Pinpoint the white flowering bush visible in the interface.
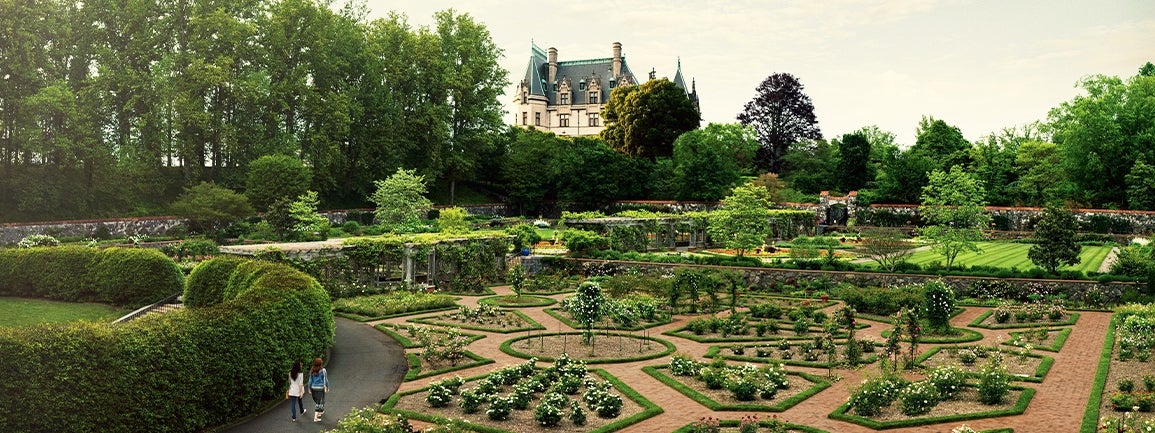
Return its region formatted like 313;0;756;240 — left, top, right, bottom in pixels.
425;382;454;408
485;395;515;420
1098;415;1155;432
923;280;955;331
670;354;702;376
849;375;909;417
759;363;791;391
899;380;941;416
533;392;565;426
927;364;967;400
17;234;60;248
582;380;623;418
459;388;485;413
977;361;1012;405
951;425;978;433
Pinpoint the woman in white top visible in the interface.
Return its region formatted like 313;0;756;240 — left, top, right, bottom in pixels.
286;361;306;422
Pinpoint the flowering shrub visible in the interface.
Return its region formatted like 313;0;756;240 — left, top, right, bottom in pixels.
689;416;721;433
927;364;967;400
793;317;812;335
959;349;978;365
900;380;941;416
569;399;587;426
739;414;759;433
533;392;566;426
459;389;485;413
17;234;60;248
729;375;760;401
1098;415;1155;432
333;291;457;317
977;361;1012;405
670;354;702;376
923;280;955;332
425;382;453;408
1118;314;1155;361
849;374;909;416
951;425;978;433
485;395;515;420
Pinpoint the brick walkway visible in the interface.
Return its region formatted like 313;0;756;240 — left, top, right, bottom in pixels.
370;287;1110;433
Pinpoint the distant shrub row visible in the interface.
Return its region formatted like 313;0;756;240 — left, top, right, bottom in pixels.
0;246;183;307
0;255;333;433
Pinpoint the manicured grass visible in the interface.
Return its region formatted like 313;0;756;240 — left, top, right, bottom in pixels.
898;242;1111;273
0;297;126;327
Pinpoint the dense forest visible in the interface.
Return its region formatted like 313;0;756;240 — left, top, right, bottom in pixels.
1;0;1152;223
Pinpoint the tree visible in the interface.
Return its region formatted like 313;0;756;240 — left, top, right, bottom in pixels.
671;123;757;201
1028;204;1081;273
601;78;700;160
370;169;434;227
911;116;971;171
502;128;563;215
837;132;872;192
169;182;254;234
923;280;955;333
858;228;914;272
1009;141;1066;206
1126;159;1155;210
555;137;637;209
737;73;822;173
706;183;773;256
920;167;991;271
246;155;312;210
288;191;329;240
781;138;839;194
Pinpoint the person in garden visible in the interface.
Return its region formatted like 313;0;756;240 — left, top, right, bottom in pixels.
308;357;330;422
286;360;306;422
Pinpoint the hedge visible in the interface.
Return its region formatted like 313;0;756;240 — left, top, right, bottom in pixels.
0;257;333;433
0;246;183;308
183;255;248;308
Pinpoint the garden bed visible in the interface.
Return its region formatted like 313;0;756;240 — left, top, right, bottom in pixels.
384;368;661;433
409;308;546;333
916;346;1053;383
665;319;845;343
480;295;557;308
374;323;486;348
705;341;881;368
643;365;831;412
404;351;494;381
968;310;1080;329
671;416;830;433
1003;327;1072;352
830;386;1035;429
543;307;671;331
500;332;675;364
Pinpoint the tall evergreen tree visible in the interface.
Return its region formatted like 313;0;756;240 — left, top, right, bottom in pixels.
1028;204;1081;273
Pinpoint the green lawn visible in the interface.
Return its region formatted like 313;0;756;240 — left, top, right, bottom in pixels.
900;242;1111;273
0;297;127;327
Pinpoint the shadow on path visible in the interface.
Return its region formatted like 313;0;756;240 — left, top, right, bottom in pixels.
220;317;407;433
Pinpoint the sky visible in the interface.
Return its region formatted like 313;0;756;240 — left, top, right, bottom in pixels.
359;0;1154;146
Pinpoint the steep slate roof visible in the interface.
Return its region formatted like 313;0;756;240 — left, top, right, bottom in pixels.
520;42;638;105
672;58;689;94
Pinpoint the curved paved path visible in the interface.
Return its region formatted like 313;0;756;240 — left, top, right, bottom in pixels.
380;286;1111;433
221;317;407;433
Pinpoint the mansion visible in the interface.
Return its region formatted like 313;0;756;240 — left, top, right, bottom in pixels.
514;42;698;136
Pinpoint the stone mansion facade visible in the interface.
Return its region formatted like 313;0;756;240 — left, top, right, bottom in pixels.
514;42;698;136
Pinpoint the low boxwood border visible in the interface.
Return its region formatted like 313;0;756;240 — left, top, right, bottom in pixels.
671;418;831;433
1079;316;1118;433
739;294;838;309
382;368;662;433
500;331;676;364
914;346;1054;383
441;286;498;296
373;323;486;348
879;326;985;344
408;309;546;333
643;365;832;412
1003;327;1072;352
478;294;557;308
335;304;459;322
828;384;1036;429
704;343;881;368
968;310;1081;329
543;307;672;331
404;350;494;381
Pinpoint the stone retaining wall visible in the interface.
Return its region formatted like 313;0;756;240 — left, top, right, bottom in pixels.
0;217;187;245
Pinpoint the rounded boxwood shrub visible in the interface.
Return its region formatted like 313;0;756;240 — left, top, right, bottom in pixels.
0;256;332;433
184;255;248;307
93;247;184;307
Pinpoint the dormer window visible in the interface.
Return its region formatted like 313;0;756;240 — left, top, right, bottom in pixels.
552;82;558;91
560;93;569;105
579;80;587;91
610;79;616;88
589;92;599;104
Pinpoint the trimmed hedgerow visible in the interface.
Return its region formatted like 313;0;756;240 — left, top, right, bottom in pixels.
0;246;182;308
0;257;333;433
184;255;248;308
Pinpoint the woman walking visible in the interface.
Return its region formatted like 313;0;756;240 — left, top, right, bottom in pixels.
307;357;330;422
286;361;306;422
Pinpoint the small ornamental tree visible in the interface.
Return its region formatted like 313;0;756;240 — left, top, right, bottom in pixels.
1028;203;1081;273
437;207;470;234
923;280;956;333
859;227;914;272
169;182;254;235
706;182;773;256
920;167;991;270
569;281;606;348
369;169;433;227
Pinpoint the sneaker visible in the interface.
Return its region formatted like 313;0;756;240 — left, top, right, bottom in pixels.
292;418;297;422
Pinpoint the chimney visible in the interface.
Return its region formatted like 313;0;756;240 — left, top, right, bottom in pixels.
612;42;622;78
548;47;558;85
